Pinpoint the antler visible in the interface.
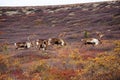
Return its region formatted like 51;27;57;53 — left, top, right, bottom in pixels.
58;32;66;38
27;36;29;41
28;33;38;41
95;31;104;39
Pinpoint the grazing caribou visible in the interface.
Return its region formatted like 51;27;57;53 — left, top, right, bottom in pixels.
81;38;102;47
48;38;66;46
14;36;33;50
95;31;104;39
14;41;32;50
81;31;104;47
35;39;48;51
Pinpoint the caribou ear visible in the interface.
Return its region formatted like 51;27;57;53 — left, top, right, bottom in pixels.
96;32;104;39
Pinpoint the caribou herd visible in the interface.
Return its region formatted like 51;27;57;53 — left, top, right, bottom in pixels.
14;32;104;51
14;37;67;50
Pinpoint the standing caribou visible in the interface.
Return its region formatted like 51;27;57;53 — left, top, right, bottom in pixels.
47;32;67;46
14;41;32;50
81;32;104;47
14;33;67;50
81;38;102;47
35;39;48;51
35;38;66;51
48;38;66;46
14;37;33;50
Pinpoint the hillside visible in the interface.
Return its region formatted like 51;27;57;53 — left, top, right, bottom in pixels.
0;1;120;43
0;1;120;80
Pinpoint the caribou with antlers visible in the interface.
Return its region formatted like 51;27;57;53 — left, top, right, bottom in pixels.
47;32;67;46
14;37;32;50
48;38;66;46
81;31;104;47
14;32;67;50
14;42;32;49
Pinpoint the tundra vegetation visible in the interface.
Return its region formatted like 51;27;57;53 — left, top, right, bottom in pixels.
0;40;120;80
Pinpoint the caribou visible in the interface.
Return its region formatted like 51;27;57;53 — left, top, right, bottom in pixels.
81;38;102;47
48;38;66;46
47;32;67;46
81;32;104;47
35;39;48;51
14;41;32;50
14;33;67;50
35;37;66;50
14;36;33;50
